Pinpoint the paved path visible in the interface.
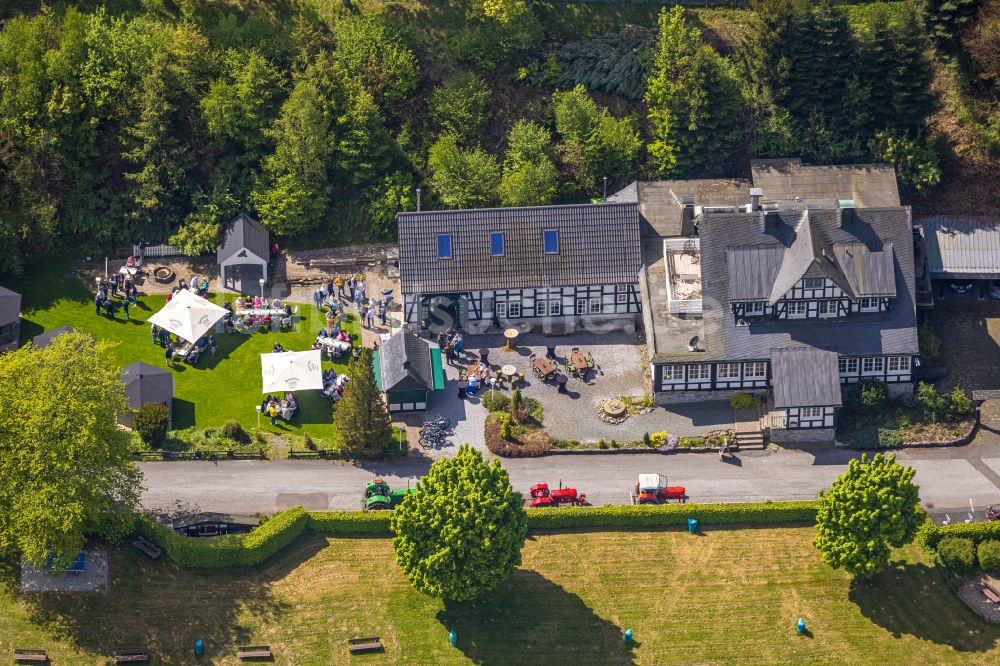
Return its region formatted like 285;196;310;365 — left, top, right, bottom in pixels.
139;442;1000;519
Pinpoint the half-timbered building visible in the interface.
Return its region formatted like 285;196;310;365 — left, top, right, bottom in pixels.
397;203;643;332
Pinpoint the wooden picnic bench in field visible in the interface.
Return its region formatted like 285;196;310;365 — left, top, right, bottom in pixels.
132;536;161;559
979;583;1000;604
237;645;273;661
347;636;384;654
13;648;48;663
114;647;149;663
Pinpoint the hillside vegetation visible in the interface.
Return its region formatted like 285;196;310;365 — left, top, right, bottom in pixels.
0;0;995;278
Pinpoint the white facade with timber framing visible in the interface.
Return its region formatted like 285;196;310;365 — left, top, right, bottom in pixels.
397;203;643;332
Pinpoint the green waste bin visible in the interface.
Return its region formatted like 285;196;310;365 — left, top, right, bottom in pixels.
687;518;698;533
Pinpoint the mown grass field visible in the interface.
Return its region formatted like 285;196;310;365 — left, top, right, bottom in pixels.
1;527;997;665
11;268;359;443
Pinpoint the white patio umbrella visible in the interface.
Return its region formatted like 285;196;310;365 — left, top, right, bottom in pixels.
261;350;323;392
147;288;228;344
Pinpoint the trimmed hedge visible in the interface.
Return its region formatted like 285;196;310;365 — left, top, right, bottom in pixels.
978;540;1000;572
938;537;976;573
135;501;817;569
917;516;1000;551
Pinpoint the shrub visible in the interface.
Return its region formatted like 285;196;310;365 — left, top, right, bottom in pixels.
938;537;976;573
851;426;880;449
730;392;762;410
610;439;619;448
918;320;941;362
642;432;652;447
878;428;904;447
481;391;511;413
510;388;524;422
134;403;170;447
499;413;512;440
916;382;946;422
859;378;889;410
597;439;608;449
525;501;817;530
946;387;973;419
917;517;1000;551
222;420;251;445
303;432;317;451
484;413;553;457
978;540;1000;572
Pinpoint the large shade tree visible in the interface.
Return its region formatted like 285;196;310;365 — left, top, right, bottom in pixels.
391;445;527;600
814;453;923;578
0;332;142;566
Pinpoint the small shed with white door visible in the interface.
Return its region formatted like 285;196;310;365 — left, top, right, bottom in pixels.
217;212;270;294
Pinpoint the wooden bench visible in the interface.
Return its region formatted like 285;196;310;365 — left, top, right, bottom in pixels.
237;645;272;661
979;584;1000;604
13;648;48;663
347;636;384;654
114;647;149;663
132;536;161;560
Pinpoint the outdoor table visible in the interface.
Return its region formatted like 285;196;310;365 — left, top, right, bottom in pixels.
571;351;589;372
172;341;196;358
467;363;485;380
532;356;557;378
235;307;285;318
503;327;519;351
501;364;518;378
118;265;139;277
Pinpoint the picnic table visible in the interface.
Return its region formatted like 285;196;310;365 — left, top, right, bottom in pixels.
317;336;352;354
13;648;48;663
235;307;285;318
501;364;517;378
237;645;272;661
532;356;557;378
114;647;149;663
171;340;196;358
348;637;384;654
467;362;487;380
571;351;589;373
118;265;139;277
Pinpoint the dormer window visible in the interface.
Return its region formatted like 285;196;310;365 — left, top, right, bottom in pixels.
745;302;764;315
437;234;453;260
543;229;559;254
490;232;505;257
859;297;879;311
802;278;823;289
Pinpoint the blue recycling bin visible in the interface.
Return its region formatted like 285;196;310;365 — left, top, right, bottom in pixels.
687;518;698;533
797;618;806;635
195;639;203;656
624;628;633;645
449;629;457;647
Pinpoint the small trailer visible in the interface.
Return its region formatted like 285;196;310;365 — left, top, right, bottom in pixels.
528;482;588;508
634;474;686;504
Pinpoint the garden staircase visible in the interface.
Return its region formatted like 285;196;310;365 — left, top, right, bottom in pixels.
732;408;766;449
734;428;765;450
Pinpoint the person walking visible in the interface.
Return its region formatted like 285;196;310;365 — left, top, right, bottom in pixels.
313;288;323;309
122;298;130;320
359;306;368;329
130;282;138;305
335;275;343;298
366;306;374;329
209;335;217;355
359;279;367;299
379;300;387;326
164;344;173;367
151;324;159;344
268;402;278;426
94;292;102;316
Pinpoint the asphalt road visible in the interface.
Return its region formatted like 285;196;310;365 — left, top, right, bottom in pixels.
139;445;1000;520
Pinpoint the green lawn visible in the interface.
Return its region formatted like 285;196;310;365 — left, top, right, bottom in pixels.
0;527;997;665
11;268;360;443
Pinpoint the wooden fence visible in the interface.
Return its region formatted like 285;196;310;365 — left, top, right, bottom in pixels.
134;243;184;258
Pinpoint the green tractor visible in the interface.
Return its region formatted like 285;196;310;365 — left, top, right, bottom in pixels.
362;478;417;510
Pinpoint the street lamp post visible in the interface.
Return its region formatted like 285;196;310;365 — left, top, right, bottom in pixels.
258;277;265;298
255;405;261;431
490;377;496;403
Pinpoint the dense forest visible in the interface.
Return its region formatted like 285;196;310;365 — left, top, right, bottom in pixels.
0;0;997;278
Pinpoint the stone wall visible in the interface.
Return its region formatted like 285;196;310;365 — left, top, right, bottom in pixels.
655;388;762;406
768;427;836;445
887;382;914;399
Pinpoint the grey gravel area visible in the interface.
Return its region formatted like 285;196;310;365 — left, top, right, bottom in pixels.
433;330;733;445
20;550;108;593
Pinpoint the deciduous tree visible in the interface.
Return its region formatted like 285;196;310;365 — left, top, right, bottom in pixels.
427;133;501;209
814;453;923;577
0;332;142;566
391;444;527;600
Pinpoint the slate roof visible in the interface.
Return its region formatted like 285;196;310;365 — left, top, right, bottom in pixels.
0;285;21;325
750;158;900;209
917;216;1000;278
725;210;896;304
654;206;918;362
608;179;750;237
770;347;843;408
217;212;270;264
380;329;433;391
120;361;174;408
397;203;642;294
32;326;80;350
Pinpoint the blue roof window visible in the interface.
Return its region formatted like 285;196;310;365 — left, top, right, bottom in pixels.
490;232;505;257
543;229;559;254
437;234;453;260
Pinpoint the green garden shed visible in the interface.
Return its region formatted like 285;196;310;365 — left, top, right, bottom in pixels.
374;329;445;412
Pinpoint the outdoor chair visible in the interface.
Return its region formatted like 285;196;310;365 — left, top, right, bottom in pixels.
280;317;292;329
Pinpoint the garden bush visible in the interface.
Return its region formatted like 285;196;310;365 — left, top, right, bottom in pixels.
917;516;1000;550
937;537;976;573
307;510;393;535
978;540;1000;572
851;426;880;449
222;420;251;445
730;392;762;410
525;501;817;530
134;403;170;447
484;413;553;457
946;387;973;419
481;391;510;413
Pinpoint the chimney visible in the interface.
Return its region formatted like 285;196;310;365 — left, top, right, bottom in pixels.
403;360;412;371
416;188;422;212
749;187;763;212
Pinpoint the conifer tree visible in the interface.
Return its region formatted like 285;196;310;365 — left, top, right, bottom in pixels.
333;347;394;456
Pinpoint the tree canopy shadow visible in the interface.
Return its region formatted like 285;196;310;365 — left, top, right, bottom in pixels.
4;542;291;665
437;569;635;666
848;561;1000;653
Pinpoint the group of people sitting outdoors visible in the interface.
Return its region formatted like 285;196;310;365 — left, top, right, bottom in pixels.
187;274;210;297
234;295;281;310
153;323;216;366
321;369;349;400
222;299;293;333
312;326;353;359
262;392;298;425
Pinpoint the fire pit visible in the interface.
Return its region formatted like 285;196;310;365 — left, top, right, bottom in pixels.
153;266;175;284
598;398;629;424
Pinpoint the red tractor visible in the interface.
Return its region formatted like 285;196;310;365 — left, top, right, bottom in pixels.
529;482;588;508
634;474;686;504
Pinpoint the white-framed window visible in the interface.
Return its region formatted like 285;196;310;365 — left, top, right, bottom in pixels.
689;364;710;381
496;302;507;319
535;300;546;316
801;406;823;418
744;361;767;379
818;300;837;316
859;297;879;311
575;298;587;315
549;300;562;316
717;362;741;379
589;298;602;314
787;301;807;317
661;364;684;382
745;301;765;315
507;302;521;318
862;357;884;373
888;356;909;372
839;358;859;374
802;278;824;289
616;292;628;304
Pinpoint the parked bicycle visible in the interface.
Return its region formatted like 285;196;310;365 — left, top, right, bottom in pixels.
419;415;452;448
